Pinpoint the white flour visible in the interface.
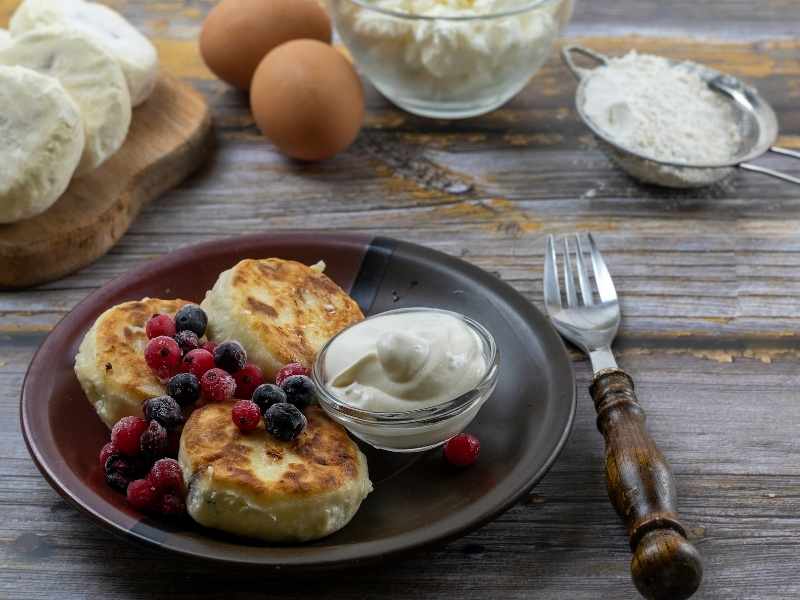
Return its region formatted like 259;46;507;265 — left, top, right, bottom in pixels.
581;52;742;187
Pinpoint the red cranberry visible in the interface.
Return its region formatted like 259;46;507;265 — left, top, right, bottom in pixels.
99;442;117;468
233;363;264;399
144;336;182;381
148;458;185;496
201;368;236;403
231;400;261;432
180;348;215;378
202;340;217;355
443;433;481;467
145;314;176;340
275;362;310;386
111;416;148;456
159;493;186;516
126;478;159;511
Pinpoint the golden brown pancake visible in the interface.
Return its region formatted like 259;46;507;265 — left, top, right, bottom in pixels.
179;402;372;542
74;298;190;428
200;259;364;378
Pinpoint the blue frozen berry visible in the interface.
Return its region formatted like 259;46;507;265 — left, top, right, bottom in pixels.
166;373;200;406
174;304;207;337
214;341;247;373
280;375;316;409
251;383;287;415
143;396;185;430
265;403;306;441
174;330;200;354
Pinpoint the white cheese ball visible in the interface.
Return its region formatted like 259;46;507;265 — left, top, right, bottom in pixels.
0;26;132;174
0;66;85;224
11;0;159;106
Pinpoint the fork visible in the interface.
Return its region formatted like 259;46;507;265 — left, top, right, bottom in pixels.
544;234;703;600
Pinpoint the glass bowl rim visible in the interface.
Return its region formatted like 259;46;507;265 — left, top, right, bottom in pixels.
312;307;499;425
330;0;559;22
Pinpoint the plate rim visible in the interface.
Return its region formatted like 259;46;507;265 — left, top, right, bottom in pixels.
20;231;576;569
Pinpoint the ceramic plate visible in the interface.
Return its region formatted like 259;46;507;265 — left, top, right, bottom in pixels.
21;233;575;570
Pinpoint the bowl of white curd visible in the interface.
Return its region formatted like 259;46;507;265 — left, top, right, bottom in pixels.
313;307;499;452
328;0;573;118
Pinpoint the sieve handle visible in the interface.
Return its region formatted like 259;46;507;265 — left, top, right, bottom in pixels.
562;45;609;81
740;147;800;185
770;146;800;160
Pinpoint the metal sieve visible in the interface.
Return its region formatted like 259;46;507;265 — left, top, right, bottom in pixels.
562;45;800;188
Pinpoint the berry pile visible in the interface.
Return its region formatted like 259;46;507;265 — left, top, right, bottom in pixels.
230;362;315;442
101;399;187;515
101;306;325;515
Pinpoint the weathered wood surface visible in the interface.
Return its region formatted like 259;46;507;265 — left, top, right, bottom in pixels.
1;0;799;598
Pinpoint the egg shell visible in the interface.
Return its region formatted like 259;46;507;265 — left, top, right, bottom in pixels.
200;0;332;90
250;40;364;162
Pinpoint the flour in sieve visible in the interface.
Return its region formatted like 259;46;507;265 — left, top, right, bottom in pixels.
581;52;742;187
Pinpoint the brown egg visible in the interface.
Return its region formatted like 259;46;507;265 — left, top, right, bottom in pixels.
199;0;332;90
250;40;364;162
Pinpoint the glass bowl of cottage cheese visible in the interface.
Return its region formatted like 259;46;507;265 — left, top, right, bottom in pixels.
329;0;573;118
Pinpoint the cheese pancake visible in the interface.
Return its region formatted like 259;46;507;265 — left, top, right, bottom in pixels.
200;259;364;378
75;298;190;428
179;402;372;542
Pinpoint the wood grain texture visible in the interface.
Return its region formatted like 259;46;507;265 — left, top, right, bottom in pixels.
591;370;702;600
1;0;799;598
0;73;212;289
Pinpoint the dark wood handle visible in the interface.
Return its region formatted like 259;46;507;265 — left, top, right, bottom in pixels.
590;369;703;600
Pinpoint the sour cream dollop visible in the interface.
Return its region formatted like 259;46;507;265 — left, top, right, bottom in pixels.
323;310;488;412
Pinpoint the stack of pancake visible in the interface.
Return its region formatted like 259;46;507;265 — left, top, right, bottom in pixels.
74;258;372;543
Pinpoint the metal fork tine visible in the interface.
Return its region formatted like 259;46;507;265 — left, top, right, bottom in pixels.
588;233;618;302
574;234;593;305
563;238;578;307
544;235;562;308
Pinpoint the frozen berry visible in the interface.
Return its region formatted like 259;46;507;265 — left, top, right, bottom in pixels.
145;313;176;339
148;458;185;495
201;368;236;403
214;341;247;373
99;442;117;468
104;453;145;491
144;336;182;380
174;304;207;337
232;400;261;431
174;330;200;354
143;396;184;430
264;402;306;441
126;478;158;511
111;416;148;456
159;493;186;516
280;375;316;409
166;372;201;406
139;420;169;459
233;363;263;399
202;340;217;354
251;383;287;414
275;362;310;386
443;433;480;467
180;348;215;378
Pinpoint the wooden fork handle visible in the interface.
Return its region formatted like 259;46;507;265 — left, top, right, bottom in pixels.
590;369;703;600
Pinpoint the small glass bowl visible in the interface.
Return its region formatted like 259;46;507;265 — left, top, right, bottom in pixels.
312;307;499;452
328;0;573;118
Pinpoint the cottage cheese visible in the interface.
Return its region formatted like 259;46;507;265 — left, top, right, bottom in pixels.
334;0;561;109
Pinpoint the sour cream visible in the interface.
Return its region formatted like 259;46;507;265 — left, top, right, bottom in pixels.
323;310;488;412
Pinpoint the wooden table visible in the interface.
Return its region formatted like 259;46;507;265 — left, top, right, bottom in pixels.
2;1;799;598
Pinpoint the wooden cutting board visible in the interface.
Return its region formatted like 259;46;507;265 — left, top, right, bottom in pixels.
0;72;213;289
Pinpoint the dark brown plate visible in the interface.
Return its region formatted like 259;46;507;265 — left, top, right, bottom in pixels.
21;233;575;570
